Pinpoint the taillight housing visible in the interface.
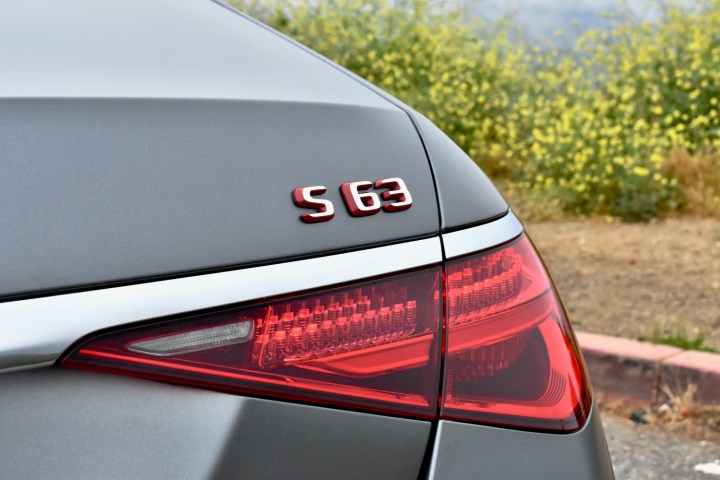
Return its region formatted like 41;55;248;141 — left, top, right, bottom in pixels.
62;269;442;418
441;235;591;432
61;232;590;432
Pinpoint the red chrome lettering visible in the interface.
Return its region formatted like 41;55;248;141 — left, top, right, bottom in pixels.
374;177;413;212
340;181;382;217
293;178;412;223
292;186;335;223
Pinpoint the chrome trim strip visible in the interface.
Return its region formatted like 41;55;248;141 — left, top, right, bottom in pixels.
441;211;523;260
0;238;441;373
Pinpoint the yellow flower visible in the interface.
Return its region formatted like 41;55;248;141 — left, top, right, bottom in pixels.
633;166;650;177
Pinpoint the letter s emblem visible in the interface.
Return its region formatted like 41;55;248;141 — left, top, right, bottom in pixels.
292;186;335;223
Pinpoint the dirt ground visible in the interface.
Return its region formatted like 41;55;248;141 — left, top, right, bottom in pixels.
525;218;720;350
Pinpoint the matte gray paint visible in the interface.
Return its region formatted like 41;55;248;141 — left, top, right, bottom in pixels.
411;113;509;230
0;0;442;299
0;0;511;300
427;404;615;479
0;99;438;298
0;368;430;480
0;0;388;107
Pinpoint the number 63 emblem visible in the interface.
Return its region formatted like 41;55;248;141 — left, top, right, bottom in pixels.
292;177;412;223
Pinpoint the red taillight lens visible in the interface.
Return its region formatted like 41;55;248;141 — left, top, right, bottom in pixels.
61;268;442;418
60;232;590;432
440;235;591;432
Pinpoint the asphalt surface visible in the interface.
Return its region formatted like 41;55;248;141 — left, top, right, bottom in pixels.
603;412;720;479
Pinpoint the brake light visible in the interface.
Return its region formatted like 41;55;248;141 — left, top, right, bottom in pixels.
61;269;442;418
60;233;590;431
440;235;591;432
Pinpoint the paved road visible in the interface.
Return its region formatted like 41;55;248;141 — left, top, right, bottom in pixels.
603;412;720;479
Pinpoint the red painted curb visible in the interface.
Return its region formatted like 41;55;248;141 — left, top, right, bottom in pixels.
575;331;720;406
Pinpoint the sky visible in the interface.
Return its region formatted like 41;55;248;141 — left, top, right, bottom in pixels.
459;0;660;40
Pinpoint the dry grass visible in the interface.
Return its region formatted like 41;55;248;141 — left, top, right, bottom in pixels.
527;218;720;350
657;383;720;438
664;148;720;216
599;383;720;440
659;383;698;424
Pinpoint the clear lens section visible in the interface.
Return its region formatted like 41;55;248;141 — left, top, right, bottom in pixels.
62;268;442;418
128;320;252;356
441;235;591;432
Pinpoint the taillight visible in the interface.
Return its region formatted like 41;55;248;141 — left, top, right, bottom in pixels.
61;269;442;418
441;235;591;432
60;231;590;432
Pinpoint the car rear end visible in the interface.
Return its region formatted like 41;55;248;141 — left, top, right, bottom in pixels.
0;0;614;478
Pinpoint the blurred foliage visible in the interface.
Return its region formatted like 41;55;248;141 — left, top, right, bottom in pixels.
231;0;720;221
